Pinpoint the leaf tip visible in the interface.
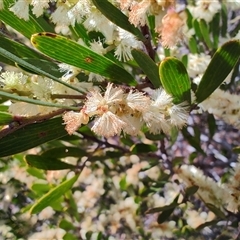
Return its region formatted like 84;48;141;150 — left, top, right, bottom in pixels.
31;32;57;46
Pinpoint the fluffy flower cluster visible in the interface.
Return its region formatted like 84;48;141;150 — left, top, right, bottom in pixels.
193;74;240;130
118;0;175;26
0;68;90;116
0;225;17;239
119;0;186;48
187;0;222;23
224;157;240;212
177;158;240;213
185;209;215;229
63;83;189;137
6;0;143;62
70;155;179;239
158;11;185;48
200;89;240;130
176;165;228;208
4;0;240;54
5;0;186;55
0;151;202;239
28;226;66;240
187;53;211;78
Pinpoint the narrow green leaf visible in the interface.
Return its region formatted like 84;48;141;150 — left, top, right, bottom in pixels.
146;195;179;214
195;40;240;103
233;146;240;154
0;112;13;125
159;57;191;103
189;152;198;163
181;55;188;69
185;185;199;198
231;59;240;84
85;232;93;240
131;143;157;154
32;183;50;194
164;48;171;57
63;233;78;240
147;16;157;45
170;127;179;145
0;35;63;78
0;0;53;38
157;208;175;224
0;34;47;67
59;219;75;231
0;34;45;61
193;125;201;142
31;33;136;85
105;151;123;159
30;173;79;214
0;91;78;110
70;23;90;46
27;168;45;180
193;19;203;41
132;49;161;88
41;147;86;159
20;58;63;78
189;37;198;54
97;232;103;240
0;46;84;93
172;156;184;167
199;19;212;49
25;155;75;170
221;4;228;37
120;135;134;147
0;52;15;65
182;128;205;155
196;219;221;231
146;206;170;215
0;117;68;157
211;13;220;49
144;132;164;141
119;176;127;191
92;0;144;41
88;31;105;43
207;114;217;138
205;203;225;219
185;8;193;29
65;191;80;221
0;106;8;112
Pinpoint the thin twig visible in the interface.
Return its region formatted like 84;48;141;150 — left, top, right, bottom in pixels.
0;108;79;139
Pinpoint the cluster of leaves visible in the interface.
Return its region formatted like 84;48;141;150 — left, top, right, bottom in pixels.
0;0;240;239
